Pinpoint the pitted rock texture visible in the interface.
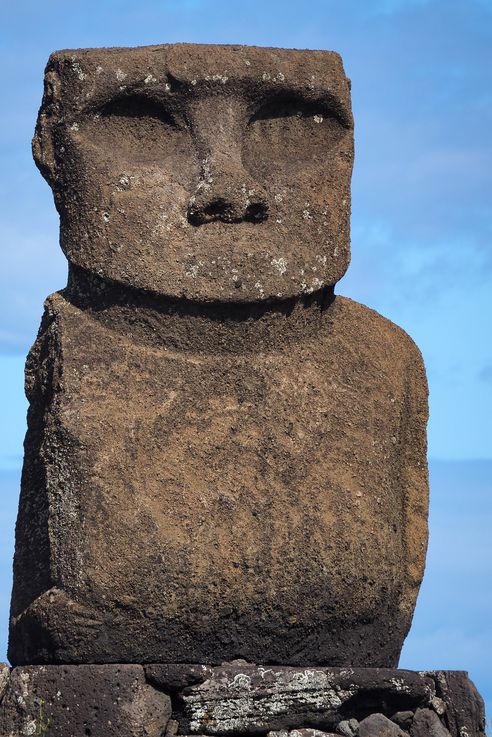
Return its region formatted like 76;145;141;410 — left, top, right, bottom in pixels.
358;713;408;737
176;664;435;734
9;43;429;666
0;665;484;737
0;664;171;737
9;285;428;666
428;671;486;737
173;666;485;737
336;718;359;737
268;731;339;737
31;44;353;303
410;708;451;737
0;663;10;703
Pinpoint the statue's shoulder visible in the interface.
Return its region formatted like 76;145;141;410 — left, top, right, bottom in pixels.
26;291;105;394
332;295;426;373
40;289;109;338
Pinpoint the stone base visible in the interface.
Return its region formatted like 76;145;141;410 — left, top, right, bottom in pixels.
0;662;485;737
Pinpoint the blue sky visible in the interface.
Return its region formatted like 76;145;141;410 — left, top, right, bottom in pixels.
1;0;491;720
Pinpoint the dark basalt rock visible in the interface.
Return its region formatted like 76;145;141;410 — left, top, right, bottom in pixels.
358;713;407;737
0;664;485;737
410;708;451;737
0;664;171;737
336;718;359;737
390;711;414;731
145;663;214;692
176;664;434;734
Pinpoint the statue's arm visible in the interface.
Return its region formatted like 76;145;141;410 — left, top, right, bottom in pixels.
399;343;430;628
10;300;60;620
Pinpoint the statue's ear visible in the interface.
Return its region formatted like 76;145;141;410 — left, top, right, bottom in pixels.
32;67;61;187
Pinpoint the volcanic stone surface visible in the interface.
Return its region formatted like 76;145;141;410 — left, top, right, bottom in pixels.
0;663;171;737
0;664;485;737
9;43;429;666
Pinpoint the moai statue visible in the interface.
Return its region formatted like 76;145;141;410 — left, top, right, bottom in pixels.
9;44;429;668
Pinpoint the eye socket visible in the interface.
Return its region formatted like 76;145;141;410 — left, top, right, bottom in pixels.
98;94;181;129
243;95;349;179
77;93;191;167
249;95;348;128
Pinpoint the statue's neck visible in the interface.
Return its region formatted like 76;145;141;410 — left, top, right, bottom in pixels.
64;264;335;354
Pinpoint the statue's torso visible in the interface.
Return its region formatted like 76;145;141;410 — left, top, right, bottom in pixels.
10;293;427;667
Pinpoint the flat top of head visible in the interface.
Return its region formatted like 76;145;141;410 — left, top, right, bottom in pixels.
45;43;350;114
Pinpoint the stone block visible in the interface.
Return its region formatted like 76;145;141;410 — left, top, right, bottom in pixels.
0;664;485;737
0;664;171;737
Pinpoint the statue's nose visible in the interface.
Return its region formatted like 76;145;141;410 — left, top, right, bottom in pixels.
186;100;268;225
187;153;268;225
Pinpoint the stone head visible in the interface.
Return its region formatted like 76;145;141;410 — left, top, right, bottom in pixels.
33;43;354;302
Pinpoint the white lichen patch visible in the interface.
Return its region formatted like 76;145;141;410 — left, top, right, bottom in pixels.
70;122;79;132
388;677;412;693
115;68;127;82
262;71;285;83
316;254;327;267
184;667;357;734
102;212;110;223
116;174;131;191
22;720;37;736
274;194;283;203
302;210;313;220
96;65;104;74
229;673;252;690
271;257;287;275
196;155;213;191
301;277;324;294
0;664;9;702
204;73;229;83
71;59;86;81
185;264;199;278
431;696;447;715
257;667;281;680
314;114;323;124
144;74;157;84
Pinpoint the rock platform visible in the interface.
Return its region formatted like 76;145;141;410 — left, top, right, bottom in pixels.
0;662;485;737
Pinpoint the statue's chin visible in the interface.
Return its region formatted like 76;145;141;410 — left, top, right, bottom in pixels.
66;262;337;314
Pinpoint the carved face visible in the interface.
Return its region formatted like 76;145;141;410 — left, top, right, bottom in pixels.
34;44;354;302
